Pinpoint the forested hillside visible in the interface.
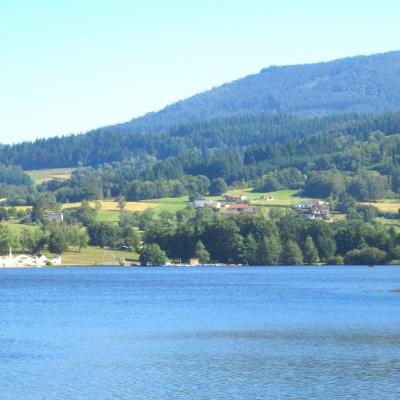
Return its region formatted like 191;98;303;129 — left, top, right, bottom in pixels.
0;112;398;207
2;51;400;170
2;112;400;171
123;51;400;132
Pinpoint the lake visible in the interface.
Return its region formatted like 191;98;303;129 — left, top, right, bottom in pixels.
1;266;400;399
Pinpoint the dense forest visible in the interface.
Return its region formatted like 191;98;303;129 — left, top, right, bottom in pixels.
121;51;400;133
0;113;369;169
1;112;400;206
0;113;389;206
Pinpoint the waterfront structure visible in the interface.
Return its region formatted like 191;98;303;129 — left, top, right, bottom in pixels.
0;248;61;267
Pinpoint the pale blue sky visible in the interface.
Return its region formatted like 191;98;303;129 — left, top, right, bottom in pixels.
0;0;399;144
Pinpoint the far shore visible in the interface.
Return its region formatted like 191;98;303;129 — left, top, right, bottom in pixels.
1;263;399;269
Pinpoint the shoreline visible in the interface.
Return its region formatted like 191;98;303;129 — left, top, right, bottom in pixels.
1;263;399;269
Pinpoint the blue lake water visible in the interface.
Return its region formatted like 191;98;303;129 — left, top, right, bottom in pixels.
1;266;400;400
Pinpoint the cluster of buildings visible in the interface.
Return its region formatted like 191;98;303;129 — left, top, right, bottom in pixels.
193;194;254;215
293;200;331;220
194;194;331;220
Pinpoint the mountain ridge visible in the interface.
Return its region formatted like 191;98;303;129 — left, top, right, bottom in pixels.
119;50;400;133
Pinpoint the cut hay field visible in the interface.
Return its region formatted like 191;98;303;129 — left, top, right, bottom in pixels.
26;168;76;184
61;200;156;212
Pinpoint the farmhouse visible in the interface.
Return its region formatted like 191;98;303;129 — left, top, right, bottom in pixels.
293;201;330;220
47;212;64;222
193;199;221;209
223;194;248;202
221;203;254;215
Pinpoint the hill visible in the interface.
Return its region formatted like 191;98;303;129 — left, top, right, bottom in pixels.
123;51;400;133
2;113;400;170
2;51;400;171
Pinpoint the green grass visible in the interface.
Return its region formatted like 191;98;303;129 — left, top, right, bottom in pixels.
376;217;400;232
209;189;314;207
26;168;76;185
96;210;121;223
2;220;36;234
52;246;137;266
146;196;189;214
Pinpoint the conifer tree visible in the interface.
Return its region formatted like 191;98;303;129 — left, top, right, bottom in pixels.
256;235;282;265
194;240;210;264
282;240;304;265
303;235;319;264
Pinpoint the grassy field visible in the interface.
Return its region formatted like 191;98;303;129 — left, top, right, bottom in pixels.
208;189;313;208
2;220;36;234
360;201;400;213
55;246;137;266
376;218;400;231
146;196;189;214
96;210;120;222
26;168;76;185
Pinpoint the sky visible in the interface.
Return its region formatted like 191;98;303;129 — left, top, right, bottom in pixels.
0;0;399;144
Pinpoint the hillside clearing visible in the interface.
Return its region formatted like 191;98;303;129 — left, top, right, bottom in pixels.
360;201;400;213
61;200;157;212
26;168;76;184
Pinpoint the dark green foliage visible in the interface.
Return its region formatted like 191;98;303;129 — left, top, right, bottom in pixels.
255;168;305;192
4;110;400;174
303;236;319;264
20;229;47;255
0;225;17;255
256;235;282;265
139;207;400;265
119;227;141;252
194;241;210;264
87;222;121;249
209;178;228;196
77;200;98;224
281;240;304;265
124;176;210;201
0;165;31;186
0;207;9;221
351;205;379;222
344;247;387;265
118;51;400;133
304;171;346;199
48;227;68;254
347;172;388;201
139;243;168;266
326;255;344;265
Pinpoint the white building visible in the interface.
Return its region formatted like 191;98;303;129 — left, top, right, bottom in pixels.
193;199;221;209
0;248;61;267
47;212;64;222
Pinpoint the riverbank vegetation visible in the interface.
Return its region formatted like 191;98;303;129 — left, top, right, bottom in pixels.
0;197;399;266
